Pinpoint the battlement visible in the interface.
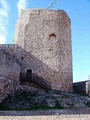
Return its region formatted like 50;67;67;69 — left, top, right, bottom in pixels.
0;44;15;54
0;44;21;65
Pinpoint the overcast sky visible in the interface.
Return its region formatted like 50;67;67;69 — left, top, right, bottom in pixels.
0;0;90;82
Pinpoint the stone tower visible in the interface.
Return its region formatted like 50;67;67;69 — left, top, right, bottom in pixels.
14;9;73;91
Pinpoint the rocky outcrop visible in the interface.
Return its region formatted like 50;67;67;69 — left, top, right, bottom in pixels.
0;90;90;110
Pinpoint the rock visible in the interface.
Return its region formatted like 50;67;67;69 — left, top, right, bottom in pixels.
0;90;90;110
59;98;73;108
31;96;46;105
45;98;56;107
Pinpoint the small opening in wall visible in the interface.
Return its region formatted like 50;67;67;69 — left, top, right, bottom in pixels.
48;33;56;42
49;48;52;51
21;57;24;60
27;69;32;81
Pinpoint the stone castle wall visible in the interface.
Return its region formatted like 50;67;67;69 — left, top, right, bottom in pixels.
0;44;21;102
14;9;73;91
73;81;90;96
0;9;73;103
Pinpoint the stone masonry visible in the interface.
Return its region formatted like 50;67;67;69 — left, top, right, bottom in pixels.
0;9;73;102
73;80;90;96
0;45;21;102
14;9;73;91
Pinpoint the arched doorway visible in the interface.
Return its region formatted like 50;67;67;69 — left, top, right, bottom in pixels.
27;69;32;81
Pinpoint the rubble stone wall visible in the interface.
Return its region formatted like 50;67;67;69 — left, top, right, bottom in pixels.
73;81;90;96
14;9;73;91
0;45;21;102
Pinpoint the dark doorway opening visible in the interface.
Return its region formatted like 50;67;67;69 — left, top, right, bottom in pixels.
27;69;32;81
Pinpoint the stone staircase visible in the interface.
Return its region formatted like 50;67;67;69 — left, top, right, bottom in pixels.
20;72;51;90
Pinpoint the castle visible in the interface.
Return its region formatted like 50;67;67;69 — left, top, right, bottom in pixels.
0;9;73;102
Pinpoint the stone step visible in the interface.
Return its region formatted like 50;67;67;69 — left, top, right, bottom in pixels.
20;72;51;90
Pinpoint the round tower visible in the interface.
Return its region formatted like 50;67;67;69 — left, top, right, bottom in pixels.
14;9;73;91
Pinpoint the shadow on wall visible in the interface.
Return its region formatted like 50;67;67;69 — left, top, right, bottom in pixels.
0;44;21;103
20;72;51;90
0;43;73;104
0;44;21;80
73;81;90;96
0;44;72;94
15;45;72;91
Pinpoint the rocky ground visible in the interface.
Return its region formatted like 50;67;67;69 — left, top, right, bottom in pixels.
0;89;90;110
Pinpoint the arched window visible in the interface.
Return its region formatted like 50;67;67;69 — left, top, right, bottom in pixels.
48;33;56;42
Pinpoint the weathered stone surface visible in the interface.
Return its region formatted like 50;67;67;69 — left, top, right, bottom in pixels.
0;45;21;103
0;9;73;104
14;9;73;91
0;90;90;110
0;81;4;95
0;45;21;81
45;98;56;107
73;80;90;96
